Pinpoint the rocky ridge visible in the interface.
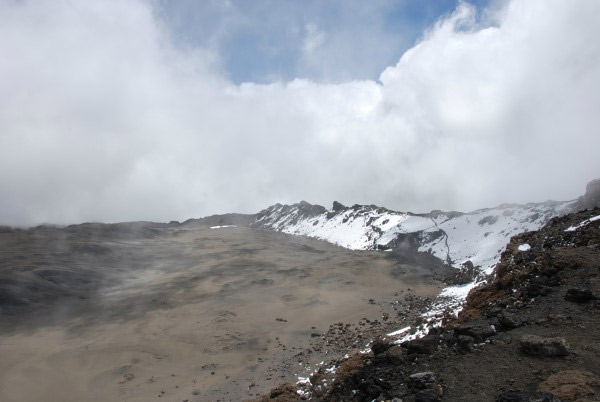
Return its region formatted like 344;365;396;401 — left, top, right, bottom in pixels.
252;200;576;277
253;206;600;402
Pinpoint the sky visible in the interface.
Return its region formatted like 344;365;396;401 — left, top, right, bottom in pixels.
1;0;599;226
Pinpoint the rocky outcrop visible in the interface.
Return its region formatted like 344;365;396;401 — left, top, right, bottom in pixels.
578;178;600;209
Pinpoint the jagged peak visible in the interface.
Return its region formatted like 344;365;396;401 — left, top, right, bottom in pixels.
332;201;345;211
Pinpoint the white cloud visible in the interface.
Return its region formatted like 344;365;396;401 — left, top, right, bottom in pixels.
0;0;599;226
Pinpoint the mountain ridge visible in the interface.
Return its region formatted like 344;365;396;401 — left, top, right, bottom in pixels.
251;198;577;276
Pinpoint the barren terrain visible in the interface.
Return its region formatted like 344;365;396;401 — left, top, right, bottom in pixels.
0;222;444;401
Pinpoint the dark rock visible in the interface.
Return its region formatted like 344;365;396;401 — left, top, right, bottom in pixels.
484;306;503;318
457;334;475;353
519;335;570;356
358;377;382;398
496;391;564;402
375;345;405;365
371;337;393;355
409;371;436;387
498;311;526;329
526;283;552;298
479;215;499;225
406;335;438;355
449;260;481;285
489;332;512;345
454;321;496;342
332;201;346;212
565;288;598;303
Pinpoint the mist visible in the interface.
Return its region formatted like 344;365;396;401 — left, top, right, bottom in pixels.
1;0;599;226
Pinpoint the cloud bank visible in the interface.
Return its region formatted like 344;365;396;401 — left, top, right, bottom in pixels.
1;0;599;225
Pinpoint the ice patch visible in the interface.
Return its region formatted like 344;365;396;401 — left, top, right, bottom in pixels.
209;225;237;229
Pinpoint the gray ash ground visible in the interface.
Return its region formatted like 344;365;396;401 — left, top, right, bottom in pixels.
254;208;600;402
263;291;435;394
0;220;444;402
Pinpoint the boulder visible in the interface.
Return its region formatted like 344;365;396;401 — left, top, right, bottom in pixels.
371;337;393;355
498;311;526;329
564;288;598;303
409;371;436;387
454;320;497;342
377;345;405;365
519;335;570;357
406;335;438;355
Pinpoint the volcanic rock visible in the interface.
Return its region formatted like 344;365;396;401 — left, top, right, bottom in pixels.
564;288;598;303
371;337;394;355
406;335;438;355
498;310;527;329
519;335;570;357
409;371;437;387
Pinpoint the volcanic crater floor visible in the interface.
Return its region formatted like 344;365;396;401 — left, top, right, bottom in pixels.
0;223;444;402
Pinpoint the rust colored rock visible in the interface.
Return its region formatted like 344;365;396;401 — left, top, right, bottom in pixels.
538;370;599;401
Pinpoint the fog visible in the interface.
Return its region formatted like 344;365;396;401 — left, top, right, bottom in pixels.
1;0;599;226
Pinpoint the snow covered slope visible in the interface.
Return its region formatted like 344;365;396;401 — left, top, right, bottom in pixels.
253;200;576;275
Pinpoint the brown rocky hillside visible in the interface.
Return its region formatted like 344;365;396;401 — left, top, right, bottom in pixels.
256;206;600;402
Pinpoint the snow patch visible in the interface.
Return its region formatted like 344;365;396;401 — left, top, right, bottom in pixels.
518;243;531;251
386;326;411;337
565;214;600;232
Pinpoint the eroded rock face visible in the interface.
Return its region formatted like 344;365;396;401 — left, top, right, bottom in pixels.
538;370;599;401
578;178;600;209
